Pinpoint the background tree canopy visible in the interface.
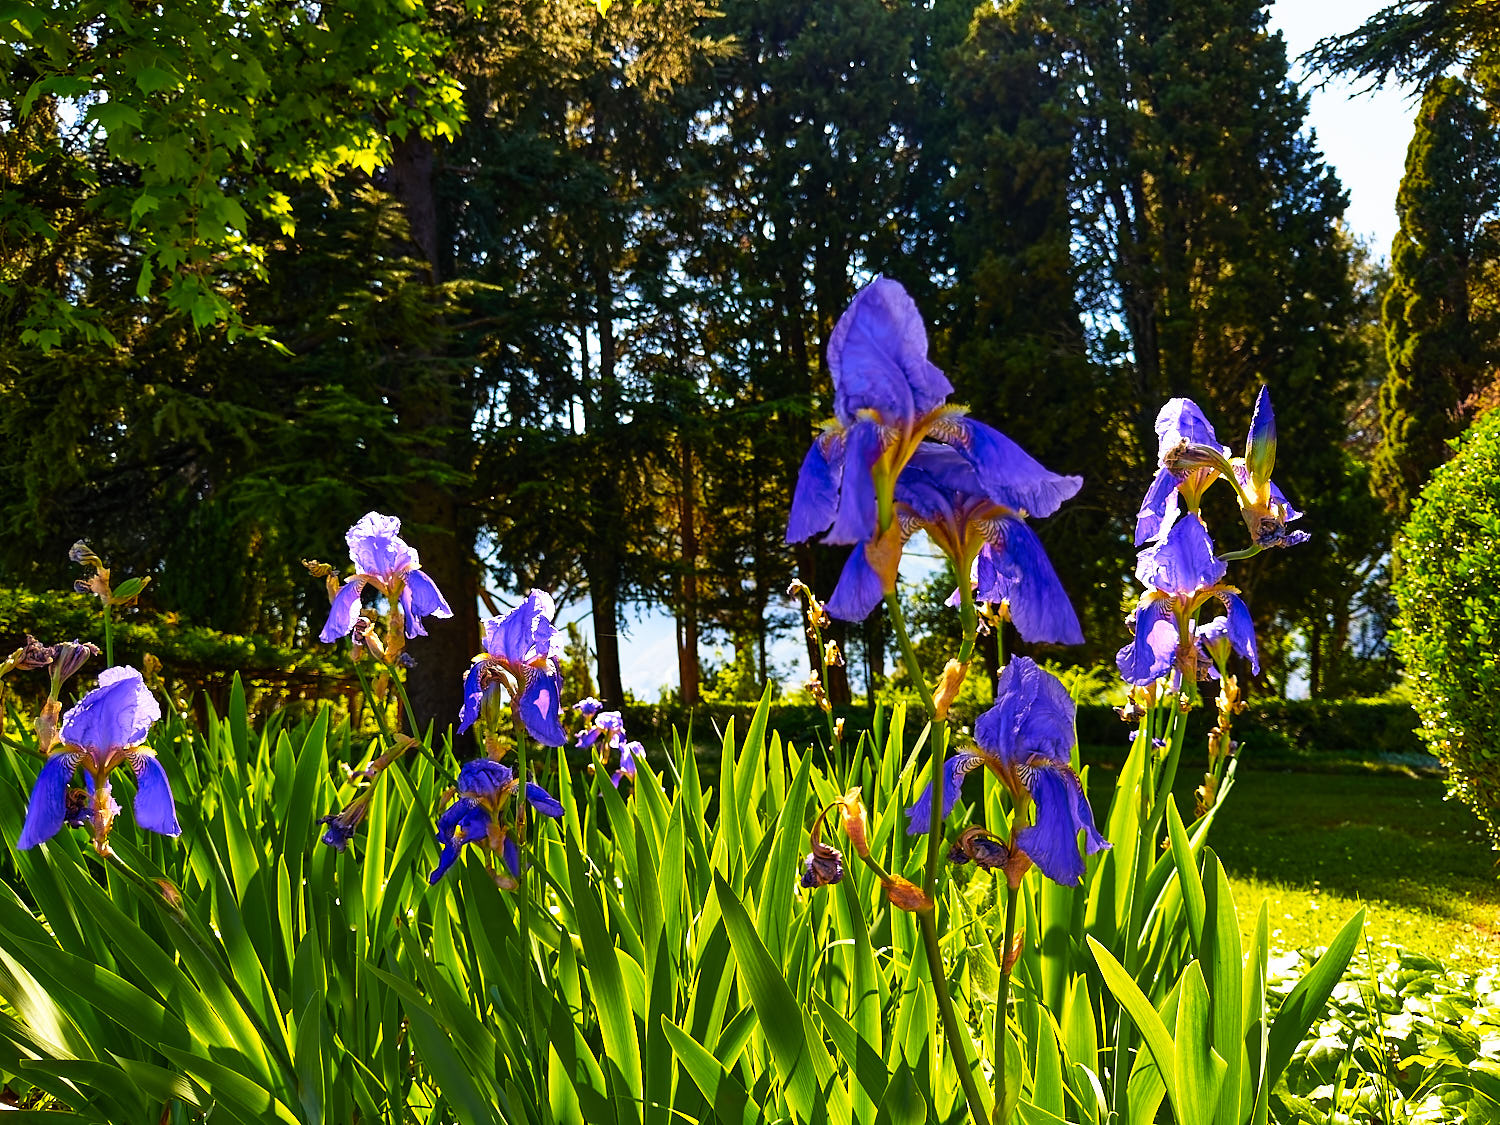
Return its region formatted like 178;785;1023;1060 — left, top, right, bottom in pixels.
3;0;1456;728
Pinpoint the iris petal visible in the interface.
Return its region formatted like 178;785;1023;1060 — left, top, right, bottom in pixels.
516;669;567;747
130;753;181;836
973;657;1077;771
1154;398;1221;459
825;420;883;546
59;666;161;754
346;512;419;580
319;578;368;643
1135;514;1225;595
456;661;484;734
1116;598;1178;685
1215;590;1260;675
525;782;564;818
786;437;843;544
1135;467;1182;545
1015;763;1109;887
828;276;951;428
17;753;79;849
944;419;1082;518
457;759;513;799
978;520;1083;645
824;543;888;622
905;751;988;835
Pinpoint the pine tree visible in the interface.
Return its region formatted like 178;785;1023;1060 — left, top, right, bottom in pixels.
1374;76;1500;515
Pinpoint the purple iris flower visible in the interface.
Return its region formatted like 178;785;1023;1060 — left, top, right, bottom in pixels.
1234;388;1308;548
573;697;604;720
576;709;624;751
574;709;640;787
612;739;642;787
892;445;1081;643
786;276;1082;621
458;591;566;746
904;657;1108;886
429;758;563;884
1136;390;1307;550
17;666;179;853
1135;399;1233;545
319;512;454;643
1116;515;1259;685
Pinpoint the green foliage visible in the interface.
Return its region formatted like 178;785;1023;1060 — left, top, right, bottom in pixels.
1394;407;1500;847
0;682;1371;1124
0;585;346;709
1270;946;1500;1123
1374;75;1500;515
2;0;467;339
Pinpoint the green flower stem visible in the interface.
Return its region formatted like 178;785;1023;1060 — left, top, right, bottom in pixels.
102;603;113;668
512;712;541;1099
918;909;991;1125
886;587;987;1125
991;884;1020;1125
388;671;418;739
884;592;944;888
350;661;396;744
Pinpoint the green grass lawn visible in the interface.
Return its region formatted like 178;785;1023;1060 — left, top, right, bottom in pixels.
1082;748;1500;971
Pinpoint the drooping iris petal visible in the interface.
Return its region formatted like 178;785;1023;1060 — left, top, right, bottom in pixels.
60;666;161;753
502;835;521;878
17;752;80;849
786;436;843;544
825;420;883;545
1135;467;1182;546
1155;398;1222;459
1015;762;1108;887
429;797;491;884
398;585;429;639
824;542;887;623
525;781;564;818
402;570;453;639
1268;481;1303;523
346;512;419;578
457;661;485;735
515;669;566;747
1116;598;1179;685
977;519;1084;645
130;753;181;836
973;657;1076;771
904;751;988;835
943;419;1082;519
1213;590;1260;675
320;578;368;643
828;276;952;428
1135;514;1225;595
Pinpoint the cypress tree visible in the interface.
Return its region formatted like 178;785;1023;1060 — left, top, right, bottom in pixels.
1373;75;1500;516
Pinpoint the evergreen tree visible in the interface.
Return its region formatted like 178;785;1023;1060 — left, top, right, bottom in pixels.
1373;76;1500;515
937;1;1131;663
1047;0;1367;684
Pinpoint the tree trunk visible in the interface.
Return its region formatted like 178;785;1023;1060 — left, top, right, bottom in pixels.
386;130;478;738
677;438;701;706
863;608;885;705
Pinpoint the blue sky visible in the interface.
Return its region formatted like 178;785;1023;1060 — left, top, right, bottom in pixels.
577;1;1418;700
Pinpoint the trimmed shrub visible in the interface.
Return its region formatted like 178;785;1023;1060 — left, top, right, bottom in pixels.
1394;408;1500;847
